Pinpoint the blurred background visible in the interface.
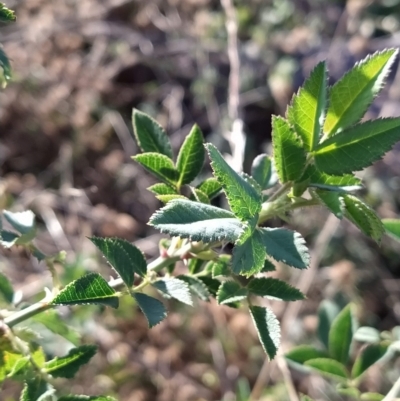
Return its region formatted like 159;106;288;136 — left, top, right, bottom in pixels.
1;0;400;400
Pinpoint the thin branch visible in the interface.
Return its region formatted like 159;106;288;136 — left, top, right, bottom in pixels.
382;375;400;401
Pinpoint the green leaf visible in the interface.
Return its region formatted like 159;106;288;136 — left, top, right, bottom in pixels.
205;143;262;220
301;164;362;192
261;259;276;272
259;228;309;269
288;61;327;151
317;300;340;349
133;292;167;328
300;396;315;401
51;273;119;309
251;154;273;190
315;118;400;175
0;272;13;303
133;153;179;186
249;306;280;359
285;345;329;365
156;194;187;203
59;396;117;401
149;198;244;242
190;187;210;204
329;304;354;365
354;327;381;344
247;277;305;301
382;218;400;241
188;258;205;275
20;378;52;401
0;4;16;22
232;229;266;276
197;276;220;297
132;109;173;158
152;278;193;306
176;124;205;186
343;195;385;242
90;237;146;285
177;275;211;301
351;343;389;379
32;310;80;346
323;49;398;136
45;345;97;378
217;281;248;305
360;393;385;401
148;183;178;196
209;255;231;278
314;190;344;218
304;358;349;381
197;178;222;199
272;116;307;183
0;47;11;87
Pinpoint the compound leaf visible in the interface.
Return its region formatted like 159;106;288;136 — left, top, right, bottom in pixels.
251;154;273;190
206;143;261;220
149;198;244;242
152;278;193;306
197;178;222;199
132;109;173;158
250;306;280;360
133;153;179;187
382;218;400;242
315;118;400;175
51;273;119;309
304;358;348;381
351;343;389;379
133;292;167;328
343;195;385;242
288;61;327;151
91;237;146;285
259;228;310;269
247;277;305;301
176;124;205;186
44;345;97;378
217;281;248;305
323;49;398;136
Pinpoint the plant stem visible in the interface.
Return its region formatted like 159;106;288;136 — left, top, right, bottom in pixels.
382;375;400;401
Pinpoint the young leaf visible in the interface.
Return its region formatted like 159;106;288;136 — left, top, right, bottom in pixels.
261;259;276;272
0;272;14;303
382;218;400;241
132;109;173;158
188;258;205;275
317;300;340;349
156;194;187;203
152;278;193;306
132;153;179;186
304;358;348;381
232;230;266;276
272;116;307;183
176;124;205;186
20;378;52;401
133;292;167;328
148;183;178;196
288;61;327;151
351;343;389;379
90;237;147;284
250;306;281;359
323;49;398;136
343;195;385;242
45;345;97;378
0;4;16;22
210;256;231;278
205;143;262;220
285;345;329;365
314;190;345;218
328;304;354;365
58;397;117;401
177;275;211;301
197;178;222;199
259;228;310;269
247;277;305;301
217;281;248;305
251;154;272;190
190;187;210;204
315;118;400;175
51;273;119;309
149;198;244;242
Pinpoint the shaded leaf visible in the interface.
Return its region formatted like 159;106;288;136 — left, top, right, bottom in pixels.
206;143;262;220
351;343;389;379
288;61;327;151
188;258;205;275
176;124;205;186
51;273;119;309
197;276;220;297
0;47;11;87
197;178;222;199
210;255;231;278
190;187;210;204
217;281;248;305
91;237;146;285
382;218;400;242
133;153;179;186
247;277;305;301
45;345;97;378
315;118;400;175
251;154;273;190
132;109;173;158
315;190;344;218
272;116;307;183
285;345;329;365
149;198;244;242
152;278;193;306
133;292;167;328
177;275;211;301
0;272;13;303
20;378;51;401
250;306;280;359
0;230;19;248
259;228;309;269
304;358;348;381
156;194;187;203
323;49;398;136
261;259;276;272
0;4;16;22
148;183;178;196
318;300;340;349
59;397;117;401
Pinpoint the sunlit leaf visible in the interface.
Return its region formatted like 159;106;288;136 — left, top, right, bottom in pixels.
217;281;248;305
197;178;222;199
148;183;178;196
177;275;211;301
314;190;345;219
247;277;305;301
382;218;400;242
152;278;193;306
